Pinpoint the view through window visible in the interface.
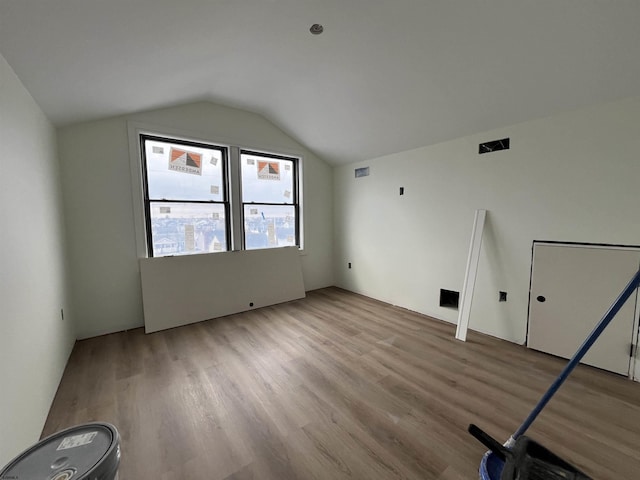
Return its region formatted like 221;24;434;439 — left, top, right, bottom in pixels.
142;135;228;257
240;150;298;250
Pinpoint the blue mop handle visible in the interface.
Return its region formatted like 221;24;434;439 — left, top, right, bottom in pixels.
508;267;640;445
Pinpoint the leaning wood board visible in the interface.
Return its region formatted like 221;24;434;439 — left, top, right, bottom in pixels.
139;246;305;333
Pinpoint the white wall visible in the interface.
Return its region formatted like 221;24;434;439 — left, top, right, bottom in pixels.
334;96;640;344
0;54;75;466
57;102;334;339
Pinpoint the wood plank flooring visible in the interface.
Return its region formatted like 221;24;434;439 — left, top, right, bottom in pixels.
43;287;640;479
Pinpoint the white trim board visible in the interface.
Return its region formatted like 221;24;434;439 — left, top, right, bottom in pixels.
456;209;487;342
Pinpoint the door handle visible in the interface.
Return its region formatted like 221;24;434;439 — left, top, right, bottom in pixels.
536;295;546;303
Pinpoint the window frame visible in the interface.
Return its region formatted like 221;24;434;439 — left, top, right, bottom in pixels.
239;149;300;250
139;134;231;257
130;124;305;258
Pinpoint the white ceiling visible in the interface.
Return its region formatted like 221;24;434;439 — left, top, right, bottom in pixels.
1;1;639;165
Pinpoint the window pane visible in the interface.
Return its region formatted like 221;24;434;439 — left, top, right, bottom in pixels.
144;138;225;201
149;202;227;257
240;152;294;204
244;205;296;250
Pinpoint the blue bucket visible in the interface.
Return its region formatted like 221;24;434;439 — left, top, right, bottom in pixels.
479;451;505;480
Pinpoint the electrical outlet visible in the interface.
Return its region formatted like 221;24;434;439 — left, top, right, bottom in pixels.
348;262;352;269
61;308;64;320
499;291;507;302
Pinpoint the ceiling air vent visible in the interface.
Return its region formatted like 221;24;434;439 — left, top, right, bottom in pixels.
479;137;510;154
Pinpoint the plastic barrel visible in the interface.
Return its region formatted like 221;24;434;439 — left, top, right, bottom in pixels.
479;451;505;480
0;422;120;480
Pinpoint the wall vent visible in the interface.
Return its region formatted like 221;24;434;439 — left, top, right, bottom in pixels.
440;289;460;309
479;137;510;154
355;167;370;178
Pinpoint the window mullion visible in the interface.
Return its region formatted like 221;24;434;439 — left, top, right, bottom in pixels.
229;146;243;251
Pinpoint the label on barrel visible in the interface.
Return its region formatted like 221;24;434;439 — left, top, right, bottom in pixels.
56;431;98;450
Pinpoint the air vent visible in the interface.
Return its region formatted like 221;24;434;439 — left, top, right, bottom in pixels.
355;167;370;178
440;289;460;309
479;137;510;154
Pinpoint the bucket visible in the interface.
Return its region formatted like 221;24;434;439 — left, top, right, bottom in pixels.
0;422;120;480
479;451;505;480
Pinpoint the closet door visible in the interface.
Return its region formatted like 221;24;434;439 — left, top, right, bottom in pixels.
528;243;640;376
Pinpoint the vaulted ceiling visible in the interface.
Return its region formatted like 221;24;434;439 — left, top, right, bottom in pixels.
1;1;639;164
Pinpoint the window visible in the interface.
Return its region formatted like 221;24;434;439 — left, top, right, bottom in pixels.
240;150;299;250
139;133;301;257
141;135;229;257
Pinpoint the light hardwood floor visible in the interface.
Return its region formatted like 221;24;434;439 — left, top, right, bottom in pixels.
43;287;640;479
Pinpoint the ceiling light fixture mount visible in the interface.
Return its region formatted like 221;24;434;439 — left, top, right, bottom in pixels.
309;24;324;35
